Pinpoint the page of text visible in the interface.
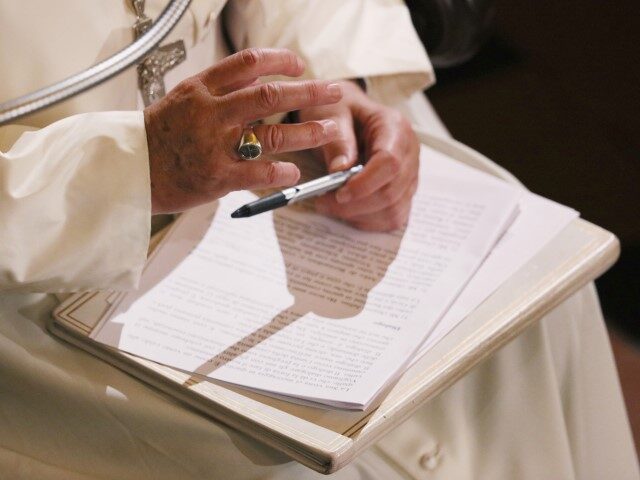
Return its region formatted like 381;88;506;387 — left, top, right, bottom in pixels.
93;148;520;408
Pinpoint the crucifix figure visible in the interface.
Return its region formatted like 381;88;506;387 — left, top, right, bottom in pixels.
132;0;186;106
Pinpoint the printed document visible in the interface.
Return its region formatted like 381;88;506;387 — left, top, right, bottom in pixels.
93;147;520;409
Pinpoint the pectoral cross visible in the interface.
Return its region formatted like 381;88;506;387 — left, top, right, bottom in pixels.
132;0;186;106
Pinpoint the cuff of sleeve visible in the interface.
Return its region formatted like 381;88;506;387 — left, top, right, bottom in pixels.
0;111;151;292
363;69;435;108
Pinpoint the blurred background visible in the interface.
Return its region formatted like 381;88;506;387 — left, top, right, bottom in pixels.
406;0;639;454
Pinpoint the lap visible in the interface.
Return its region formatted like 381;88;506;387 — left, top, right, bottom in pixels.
1;284;636;479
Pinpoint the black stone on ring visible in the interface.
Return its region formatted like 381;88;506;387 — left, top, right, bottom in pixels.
238;128;262;160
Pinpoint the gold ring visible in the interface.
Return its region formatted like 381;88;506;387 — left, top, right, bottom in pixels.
237;127;262;160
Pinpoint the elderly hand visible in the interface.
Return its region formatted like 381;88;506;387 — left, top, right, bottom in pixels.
298;80;419;231
144;48;343;214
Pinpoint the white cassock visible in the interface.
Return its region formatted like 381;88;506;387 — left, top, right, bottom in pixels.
0;1;638;478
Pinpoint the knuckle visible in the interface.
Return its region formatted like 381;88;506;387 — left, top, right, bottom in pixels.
283;50;300;69
240;48;263;67
305;81;321;103
174;78;199;98
265;162;280;185
257;83;282;111
385;153;402;175
265;125;285;152
168;78;206;110
308;122;325;144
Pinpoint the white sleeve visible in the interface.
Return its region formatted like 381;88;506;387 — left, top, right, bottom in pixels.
225;0;436;104
0;111;151;293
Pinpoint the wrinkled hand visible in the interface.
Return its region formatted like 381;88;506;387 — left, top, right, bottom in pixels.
298;80;419;231
145;48;343;214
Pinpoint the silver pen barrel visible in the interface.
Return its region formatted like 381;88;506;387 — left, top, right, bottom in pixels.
287;165;363;203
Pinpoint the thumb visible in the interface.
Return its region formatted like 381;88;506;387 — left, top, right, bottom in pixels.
319;112;359;172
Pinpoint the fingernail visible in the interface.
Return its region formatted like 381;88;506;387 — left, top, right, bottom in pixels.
278;162;300;185
327;83;342;100
336;188;351;203
320;119;338;137
329;155;349;172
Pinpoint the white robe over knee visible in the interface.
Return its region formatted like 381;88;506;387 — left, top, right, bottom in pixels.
0;1;637;478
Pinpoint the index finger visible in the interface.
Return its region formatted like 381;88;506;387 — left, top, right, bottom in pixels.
199;48;305;95
335;150;400;203
224;80;343;124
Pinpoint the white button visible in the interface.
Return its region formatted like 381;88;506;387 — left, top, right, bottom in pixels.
419;443;441;471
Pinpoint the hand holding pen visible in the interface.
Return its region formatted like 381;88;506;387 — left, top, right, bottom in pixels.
231;165;363;218
296;81;420;232
232;80;419;230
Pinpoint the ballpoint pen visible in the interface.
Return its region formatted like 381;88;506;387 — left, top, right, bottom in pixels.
231;164;364;218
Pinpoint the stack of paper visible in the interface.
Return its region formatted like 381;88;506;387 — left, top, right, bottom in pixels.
91;146;577;410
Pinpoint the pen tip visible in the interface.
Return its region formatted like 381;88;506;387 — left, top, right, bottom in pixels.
231;206;251;218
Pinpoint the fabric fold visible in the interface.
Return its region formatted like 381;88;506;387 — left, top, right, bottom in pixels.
0;111;151;292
